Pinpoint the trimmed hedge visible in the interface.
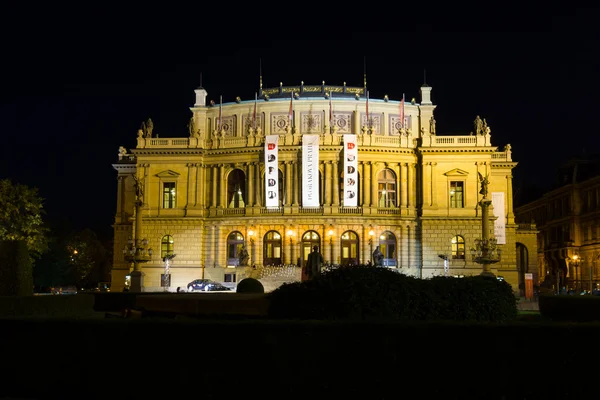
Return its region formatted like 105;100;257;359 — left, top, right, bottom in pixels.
267;265;517;322
539;294;600;321
0;294;95;317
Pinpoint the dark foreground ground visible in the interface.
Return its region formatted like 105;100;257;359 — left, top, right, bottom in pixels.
0;315;597;400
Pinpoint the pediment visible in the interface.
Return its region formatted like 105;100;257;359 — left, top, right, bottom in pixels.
443;168;469;177
155;170;180;179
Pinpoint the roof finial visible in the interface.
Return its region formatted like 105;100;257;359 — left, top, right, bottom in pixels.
200;72;203;88
363;56;367;90
423;69;427;86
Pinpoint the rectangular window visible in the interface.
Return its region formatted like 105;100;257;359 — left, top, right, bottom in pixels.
163;182;176;208
450;181;464;208
224;273;237;283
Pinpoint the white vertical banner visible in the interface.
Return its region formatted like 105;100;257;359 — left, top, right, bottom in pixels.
302;134;320;206
265;135;279;207
343;134;358;206
491;192;506;244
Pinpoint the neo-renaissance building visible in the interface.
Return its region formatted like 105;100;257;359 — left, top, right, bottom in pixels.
111;78;537;292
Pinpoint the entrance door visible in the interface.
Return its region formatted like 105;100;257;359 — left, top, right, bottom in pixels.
301;230;321;268
340;231;359;266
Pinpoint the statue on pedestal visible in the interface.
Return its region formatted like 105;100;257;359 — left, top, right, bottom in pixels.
478;172;489;197
238;245;249;266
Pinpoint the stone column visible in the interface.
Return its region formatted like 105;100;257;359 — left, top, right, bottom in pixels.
431;162;437;208
364;162;371;207
116;176;124;222
219;164;227;208
187;163;194;208
142;164;150;208
255;163;262;207
507;173;515;223
401;224;409;269
212;165;218;208
285;161;292;206
424;162;431;207
401;163;408;208
371;162;378;207
407;163;415;208
247;162;254;207
215;224;221;268
293;161;299;206
324;161;332;206
333;158;340;206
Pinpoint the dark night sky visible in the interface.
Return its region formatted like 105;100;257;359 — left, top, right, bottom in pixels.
1;6;599;240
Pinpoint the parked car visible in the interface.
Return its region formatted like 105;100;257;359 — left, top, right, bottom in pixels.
187;279;231;292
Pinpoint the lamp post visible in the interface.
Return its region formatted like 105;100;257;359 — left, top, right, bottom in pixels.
287;228;295;265
248;227;255;266
592;252;600;293
568;254;581;291
470;173;501;277
123;175;152;292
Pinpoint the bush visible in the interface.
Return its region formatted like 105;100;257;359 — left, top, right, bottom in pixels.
0;240;32;296
236;278;265;293
268;265;424;320
267;265;517;322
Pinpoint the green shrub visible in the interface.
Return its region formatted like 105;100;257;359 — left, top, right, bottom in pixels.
426;275;518;322
267;265;517;322
267;264;423;320
236;278;265;293
0;240;32;296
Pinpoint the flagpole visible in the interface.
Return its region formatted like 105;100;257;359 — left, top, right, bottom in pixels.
253;92;257;129
219;95;223;131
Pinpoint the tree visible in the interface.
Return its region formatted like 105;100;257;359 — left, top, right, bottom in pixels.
65;228;108;288
0;179;48;260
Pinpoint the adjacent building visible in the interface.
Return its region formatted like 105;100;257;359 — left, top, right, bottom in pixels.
111;79;534;292
515;157;600;291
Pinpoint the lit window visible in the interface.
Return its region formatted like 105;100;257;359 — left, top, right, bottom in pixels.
450;181;464;208
161;235;174;259
163;182;176;208
451;235;465;259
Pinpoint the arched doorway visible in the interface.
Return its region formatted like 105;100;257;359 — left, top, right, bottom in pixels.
340;230;359;266
378;231;397;267
263;230;282;266
301;230;321;267
227;231;245;266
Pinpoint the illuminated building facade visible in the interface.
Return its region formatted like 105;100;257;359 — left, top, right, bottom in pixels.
111;79;534;292
515;157;600;290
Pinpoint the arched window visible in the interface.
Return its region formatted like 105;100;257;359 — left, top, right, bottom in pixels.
451;235;465;259
263;230;282;266
378;169;397;207
378;231;397;267
161;235;174;259
227;169;246;208
227;231;245;266
340;231;359;266
301;230;321;266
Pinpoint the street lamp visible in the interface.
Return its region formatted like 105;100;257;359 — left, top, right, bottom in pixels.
368;226;375;263
287;228;295;265
122;236;153;291
248;227;255;266
470;174;501;277
568;254;581;291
